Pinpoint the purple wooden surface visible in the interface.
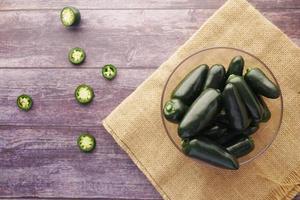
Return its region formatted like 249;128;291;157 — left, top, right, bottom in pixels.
0;0;299;199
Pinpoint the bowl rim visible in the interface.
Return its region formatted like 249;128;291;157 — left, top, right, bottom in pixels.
160;46;284;165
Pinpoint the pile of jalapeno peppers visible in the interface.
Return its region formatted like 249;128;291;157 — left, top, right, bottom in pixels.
164;56;280;170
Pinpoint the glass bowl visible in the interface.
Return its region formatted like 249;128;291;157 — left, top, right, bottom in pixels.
161;47;283;165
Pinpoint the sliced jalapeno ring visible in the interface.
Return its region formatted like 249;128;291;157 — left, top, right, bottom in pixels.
77;133;96;152
102;64;117;80
17;94;33;111
60;7;81;27
68;47;86;65
75;84;94;104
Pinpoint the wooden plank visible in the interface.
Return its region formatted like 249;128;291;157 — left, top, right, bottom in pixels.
0;126;161;199
0;9;299;69
0;68;153;127
1;0;300;10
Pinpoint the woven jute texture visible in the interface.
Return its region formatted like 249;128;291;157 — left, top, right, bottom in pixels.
103;0;300;199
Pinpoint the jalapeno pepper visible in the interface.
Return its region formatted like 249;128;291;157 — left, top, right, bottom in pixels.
77;133;96;153
60;7;81;27
75;84;94;104
182;138;239;170
102;64;117;80
213;109;230;126
69;47;86;65
17;94;33;111
163;99;188;123
226;135;254;158
244;68;280;99
222;83;251;130
194;124;227;138
244;123;259;136
172;64;208;105
227;75;263;122
178;88;222;138
203;64;226;91
257;95;271;122
226;56;244;78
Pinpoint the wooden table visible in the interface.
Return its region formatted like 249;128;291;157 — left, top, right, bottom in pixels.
0;0;299;199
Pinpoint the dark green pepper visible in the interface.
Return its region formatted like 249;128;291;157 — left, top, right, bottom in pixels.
244;123;259;136
222;83;251;130
226;136;254;158
211;130;243;146
213;110;230;126
178;89;222;138
163;99;188;123
227;75;263;122
182;138;239;170
226;56;244;78
257;95;271;122
195;125;227;138
203;64;226;90
172;64;209;105
244;68;280;99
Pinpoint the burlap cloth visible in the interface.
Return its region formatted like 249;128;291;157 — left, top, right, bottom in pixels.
103;0;300;199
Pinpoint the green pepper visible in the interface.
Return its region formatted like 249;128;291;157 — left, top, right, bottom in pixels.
68;47;86;65
210;130;242;146
226;136;254;158
196;125;227;138
178;89;221;138
226;56;244;78
244;68;280;99
17;94;33;111
172;64;208;105
60;7;81;27
227;75;263;122
77;133;96;153
102;64;117;80
163;99;188;123
203;64;226;90
257;95;271;122
213;110;229;126
75;84;94;104
182;138;239;170
222;83;251;130
244;123;259;136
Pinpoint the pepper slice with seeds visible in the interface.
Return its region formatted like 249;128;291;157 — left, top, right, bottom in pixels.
60;7;81;27
102;64;117;80
69;47;86;65
75;84;94;104
17;94;33;111
77;133;96;152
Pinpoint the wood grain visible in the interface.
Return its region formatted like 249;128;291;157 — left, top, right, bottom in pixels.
0;126;161;199
0;68;153;127
0;9;299;69
1;0;300;10
0;0;299;199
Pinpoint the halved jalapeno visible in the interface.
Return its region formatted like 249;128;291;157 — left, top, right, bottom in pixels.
77;133;96;152
60;7;81;27
69;47;86;65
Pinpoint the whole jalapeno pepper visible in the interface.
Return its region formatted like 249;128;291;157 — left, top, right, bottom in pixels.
244;68;280;99
193;124;227;138
172;64;209;106
257;95;271;122
178;88;222;138
163;99;188;123
222;83;251;130
226;56;244;79
227;75;263;122
225;135;254;158
243;123;259;136
203;64;226;91
181;138;239;170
